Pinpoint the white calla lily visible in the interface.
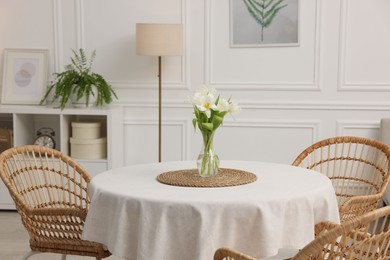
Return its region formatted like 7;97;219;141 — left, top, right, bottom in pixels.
190;84;241;124
229;103;241;115
190;85;219;118
213;98;230;112
196;85;217;97
196;95;215;118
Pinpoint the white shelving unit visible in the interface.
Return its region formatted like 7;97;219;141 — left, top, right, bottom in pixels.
0;105;124;209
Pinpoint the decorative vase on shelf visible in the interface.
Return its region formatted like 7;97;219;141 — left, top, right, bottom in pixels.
197;131;220;177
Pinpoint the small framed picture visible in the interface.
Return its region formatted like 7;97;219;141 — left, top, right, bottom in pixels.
1;49;48;105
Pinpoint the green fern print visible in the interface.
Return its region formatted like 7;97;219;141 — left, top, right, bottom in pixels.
242;0;288;41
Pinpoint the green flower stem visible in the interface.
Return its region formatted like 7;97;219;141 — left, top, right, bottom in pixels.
202;130;214;153
199;130;219;177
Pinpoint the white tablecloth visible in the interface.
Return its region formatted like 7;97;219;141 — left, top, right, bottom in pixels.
82;161;340;260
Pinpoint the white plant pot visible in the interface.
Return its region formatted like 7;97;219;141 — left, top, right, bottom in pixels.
70;86;98;108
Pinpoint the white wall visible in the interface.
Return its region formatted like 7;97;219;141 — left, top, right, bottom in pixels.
1;0;390;166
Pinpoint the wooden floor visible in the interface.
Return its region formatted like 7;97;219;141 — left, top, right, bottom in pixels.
0;210;295;260
0;210;122;260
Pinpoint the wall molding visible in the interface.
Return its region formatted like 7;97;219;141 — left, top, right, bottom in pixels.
121;100;390;111
336;120;380;136
75;0;85;49
124;118;189;160
110;80;187;90
239;101;390;111
222;119;320;143
204;0;322;91
337;0;390;91
77;0;189;91
52;0;63;72
124;117;319;160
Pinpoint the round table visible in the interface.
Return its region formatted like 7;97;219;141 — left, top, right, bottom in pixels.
82;161;340;260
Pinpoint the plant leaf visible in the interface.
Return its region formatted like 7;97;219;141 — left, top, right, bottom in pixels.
39;48;118;110
212;114;223;130
201;122;214;131
192;118;198;132
242;0;287;30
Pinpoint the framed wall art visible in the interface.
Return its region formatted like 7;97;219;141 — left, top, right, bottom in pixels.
230;0;300;47
1;49;48;105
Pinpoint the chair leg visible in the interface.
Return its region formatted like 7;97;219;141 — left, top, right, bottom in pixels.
61;254;67;260
21;251;40;260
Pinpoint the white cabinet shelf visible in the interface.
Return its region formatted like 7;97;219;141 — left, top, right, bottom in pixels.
0;105;124;209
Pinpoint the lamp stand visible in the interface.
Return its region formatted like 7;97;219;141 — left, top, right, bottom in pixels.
136;24;183;163
158;56;162;163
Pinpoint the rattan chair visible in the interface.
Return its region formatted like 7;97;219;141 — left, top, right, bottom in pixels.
0;145;110;260
214;247;256;260
214;205;390;259
292;136;390;222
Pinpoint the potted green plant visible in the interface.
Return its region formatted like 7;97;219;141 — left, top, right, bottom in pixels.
40;48;117;109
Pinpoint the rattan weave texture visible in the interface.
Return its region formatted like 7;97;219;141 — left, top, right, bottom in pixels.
0;145;110;259
214;206;390;260
157;168;257;187
292;136;390;223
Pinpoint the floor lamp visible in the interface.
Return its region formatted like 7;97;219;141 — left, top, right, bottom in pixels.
136;23;183;162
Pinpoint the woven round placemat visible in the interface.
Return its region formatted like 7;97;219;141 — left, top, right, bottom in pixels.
156;168;257;188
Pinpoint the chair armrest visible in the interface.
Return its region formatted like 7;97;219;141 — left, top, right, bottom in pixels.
20;206;89;240
214;247;256;260
26;207;88;220
340;194;383;222
315;221;339;236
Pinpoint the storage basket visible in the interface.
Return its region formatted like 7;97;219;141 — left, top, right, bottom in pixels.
70;137;107;159
71;122;101;139
0;128;13;153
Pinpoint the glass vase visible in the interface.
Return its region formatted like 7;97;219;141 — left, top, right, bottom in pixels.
197;131;220;177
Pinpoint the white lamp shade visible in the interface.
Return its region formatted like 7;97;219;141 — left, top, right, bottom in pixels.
136;23;183;56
